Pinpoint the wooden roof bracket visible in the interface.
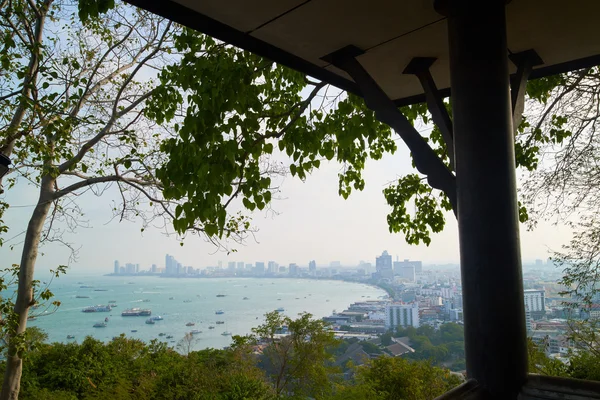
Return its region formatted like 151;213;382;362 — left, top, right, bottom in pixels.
322;45;457;214
403;57;455;171
509;49;544;135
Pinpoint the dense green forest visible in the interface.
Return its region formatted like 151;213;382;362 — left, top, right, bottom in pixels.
2;314;462;400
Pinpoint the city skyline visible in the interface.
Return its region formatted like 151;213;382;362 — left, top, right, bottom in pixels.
0;144;572;272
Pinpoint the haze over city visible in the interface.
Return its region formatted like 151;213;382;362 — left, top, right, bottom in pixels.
0;144;571;272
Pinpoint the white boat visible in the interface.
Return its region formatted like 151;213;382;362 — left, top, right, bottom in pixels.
221;331;231;336
190;329;202;334
276;307;285;312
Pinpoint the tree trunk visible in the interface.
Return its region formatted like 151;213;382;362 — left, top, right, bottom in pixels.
0;176;54;400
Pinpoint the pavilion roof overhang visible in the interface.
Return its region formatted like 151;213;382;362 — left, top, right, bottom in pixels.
126;0;600;106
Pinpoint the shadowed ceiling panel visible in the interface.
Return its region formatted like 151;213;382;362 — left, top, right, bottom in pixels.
132;0;600;105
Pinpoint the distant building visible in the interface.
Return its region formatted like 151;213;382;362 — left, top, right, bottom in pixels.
289;263;299;276
376;251;393;280
237;262;244;271
126;263;135;274
385;303;420;329
393;259;422;276
165;254;177;275
268;261;278;274
394;261;415;281
255;262;265;274
114;260;120;274
135;264;140;273
524;289;546;320
227;262;236;271
309;260;317;274
151;264;157;273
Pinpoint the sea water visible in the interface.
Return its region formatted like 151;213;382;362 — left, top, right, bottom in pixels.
27;274;385;350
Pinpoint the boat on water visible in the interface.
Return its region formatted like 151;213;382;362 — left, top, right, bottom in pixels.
131;330;137;332
151;315;163;321
221;331;232;336
190;329;202;334
121;308;151;317
105;317;109;322
143;299;151;302
183;299;192;303
276;307;285;312
158;333;166;337
208;326;215;329
127;282;135;284
185;322;195;326
75;295;90;299
216;294;226;297
94;289;108;292
145;318;155;324
66;335;75;339
93;322;107;328
82;305;112;313
80;285;93;288
166;335;173;339
215;310;224;315
243;297;249;300
27;316;36;321
169;297;175;300
216;321;225;324
108;300;117;303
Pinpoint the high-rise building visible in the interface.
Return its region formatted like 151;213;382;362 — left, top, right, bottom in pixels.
165;254;177;275
268;261;278;274
309;260;317;274
126;263;135;274
385;303;419;329
237;262;244;271
289;263;299;276
524;289;546;320
393;259;422;276
255;262;265;274
376;251;393;280
114;260;120;274
135;264;140;273
227;262;236;271
151;264;158;273
393;261;415;281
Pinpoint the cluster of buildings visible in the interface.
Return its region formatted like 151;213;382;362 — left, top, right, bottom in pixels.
110;251;595;364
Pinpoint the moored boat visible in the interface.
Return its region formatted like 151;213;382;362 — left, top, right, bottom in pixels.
185;322;195;326
121;308;151;316
221;331;231;336
145;318;155;324
67;335;75;339
93;322;107;328
215;310;224;315
82;305;111;313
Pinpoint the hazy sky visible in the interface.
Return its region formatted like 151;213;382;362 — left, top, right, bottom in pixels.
0;136;572;273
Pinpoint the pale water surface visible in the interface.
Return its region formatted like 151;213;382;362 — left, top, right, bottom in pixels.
27;275;385;350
